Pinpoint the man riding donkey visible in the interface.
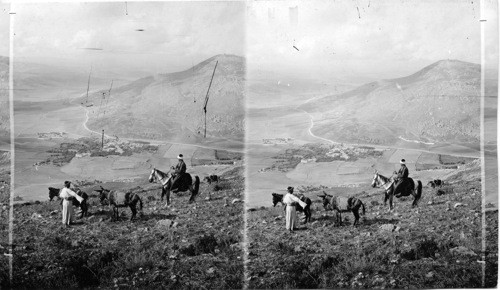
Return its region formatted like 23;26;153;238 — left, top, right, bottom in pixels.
393;159;410;197
170;154;187;193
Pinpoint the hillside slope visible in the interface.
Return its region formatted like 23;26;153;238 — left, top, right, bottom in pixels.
85;54;245;143
301;60;480;146
7;166;244;288
247;160;497;288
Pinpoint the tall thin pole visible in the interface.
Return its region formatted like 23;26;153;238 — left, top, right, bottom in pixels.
203;60;218;138
85;67;92;104
103;80;113;116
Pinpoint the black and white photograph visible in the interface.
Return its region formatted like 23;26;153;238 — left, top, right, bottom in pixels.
245;0;498;288
1;1;245;288
0;0;498;288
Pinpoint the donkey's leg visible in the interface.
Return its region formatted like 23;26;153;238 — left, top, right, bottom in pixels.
165;188;171;207
188;186;195;204
336;211;342;226
411;190;419;207
353;210;360;226
130;205;136;221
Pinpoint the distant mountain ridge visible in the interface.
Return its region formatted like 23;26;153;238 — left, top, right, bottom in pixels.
300;60;481;146
85;54;245;143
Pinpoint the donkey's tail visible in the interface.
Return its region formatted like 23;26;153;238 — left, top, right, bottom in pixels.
194;176;200;197
416;180;423;202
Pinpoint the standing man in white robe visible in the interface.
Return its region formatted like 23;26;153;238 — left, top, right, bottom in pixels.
283;186;307;232
60;181;83;227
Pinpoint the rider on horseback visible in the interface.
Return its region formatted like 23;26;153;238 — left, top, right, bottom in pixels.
393;159;409;197
171;154;187;193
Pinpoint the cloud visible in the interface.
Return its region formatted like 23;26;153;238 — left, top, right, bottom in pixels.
12;2;245;76
247;0;485;79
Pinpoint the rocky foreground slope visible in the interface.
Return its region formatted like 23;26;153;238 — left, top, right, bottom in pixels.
247;160;497;288
2;166;244;288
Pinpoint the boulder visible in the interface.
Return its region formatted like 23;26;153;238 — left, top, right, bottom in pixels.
31;213;42;219
380;224;395;232
449;246;476;256
232;198;243;204
157;219;174;228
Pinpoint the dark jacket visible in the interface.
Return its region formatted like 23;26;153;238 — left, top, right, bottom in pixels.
174;160;187;175
397;165;409;179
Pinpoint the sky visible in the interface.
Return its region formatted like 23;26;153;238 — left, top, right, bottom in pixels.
5;1;245;78
247;0;498;82
0;0;497;82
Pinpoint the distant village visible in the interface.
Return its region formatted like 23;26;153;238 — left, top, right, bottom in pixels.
262;138;293;145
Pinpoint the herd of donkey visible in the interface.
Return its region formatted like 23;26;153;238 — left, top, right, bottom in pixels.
46;167;447;227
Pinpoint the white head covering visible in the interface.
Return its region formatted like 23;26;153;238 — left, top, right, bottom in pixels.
400;159;406;164
177;154;183;160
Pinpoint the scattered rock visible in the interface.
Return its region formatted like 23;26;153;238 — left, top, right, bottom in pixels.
172;222;179;228
294;246;303;253
274;216;282;221
427;201;433;205
380;224;395;232
426;271;434;279
31;213;42;219
232;199;242;204
157;219;174;228
206;267;215;274
247;208;257;212
49;210;58;216
71;240;80;247
449;246;476;256
454;203;465;208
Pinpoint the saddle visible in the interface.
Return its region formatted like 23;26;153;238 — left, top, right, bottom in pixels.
170;173;192;193
394;178;415;197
